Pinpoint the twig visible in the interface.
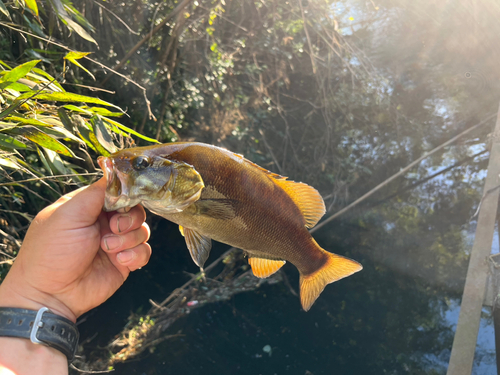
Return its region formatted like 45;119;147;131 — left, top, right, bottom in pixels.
311;113;497;234
0;173;99;187
298;0;317;74
91;0;140;35
101;0;193;85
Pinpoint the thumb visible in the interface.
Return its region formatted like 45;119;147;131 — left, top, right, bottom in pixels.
51;178;107;226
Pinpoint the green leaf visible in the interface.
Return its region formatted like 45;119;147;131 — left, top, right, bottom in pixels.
89;131;110;156
57;108;74;132
0;60;41;90
90;116;117;153
0;156;20;170
36;146;53;175
103;118;160;144
0;102;23;120
25;0;39;17
15;91;123;111
65;57;95;80
13;126;75;157
0;134;27;149
86;107;123;117
5;116;53;127
0;0;11;20
64;51;92;60
48;0;97;44
30;68;65;91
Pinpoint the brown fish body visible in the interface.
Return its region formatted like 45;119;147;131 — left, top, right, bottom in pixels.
99;142;362;310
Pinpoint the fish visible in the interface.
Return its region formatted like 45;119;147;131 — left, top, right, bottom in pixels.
98;142;362;311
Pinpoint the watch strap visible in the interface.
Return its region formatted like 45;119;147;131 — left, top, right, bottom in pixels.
0;307;79;361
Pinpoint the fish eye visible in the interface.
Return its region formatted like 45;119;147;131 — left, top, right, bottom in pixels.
132;156;151;170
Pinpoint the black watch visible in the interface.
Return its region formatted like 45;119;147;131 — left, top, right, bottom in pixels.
0;307;79;361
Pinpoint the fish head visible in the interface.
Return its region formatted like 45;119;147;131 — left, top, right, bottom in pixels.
97;148;204;213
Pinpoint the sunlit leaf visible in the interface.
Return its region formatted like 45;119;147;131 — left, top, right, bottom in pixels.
0;134;27;149
86;107;124;117
0;60;40;90
15;91;123;111
36;146;53;175
47;0;97;44
30;68;64;91
0;0;11;20
13;126;74;157
91;115;117;153
0;156;19;170
63;105;92;115
65;56;95;80
89;131;110;156
25;0;39;17
104;118;160;144
64;51;91;60
5;116;53;127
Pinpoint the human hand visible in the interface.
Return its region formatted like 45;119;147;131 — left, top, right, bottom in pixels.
0;178;151;322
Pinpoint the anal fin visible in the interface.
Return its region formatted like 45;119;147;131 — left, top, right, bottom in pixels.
179;226;212;268
248;257;286;278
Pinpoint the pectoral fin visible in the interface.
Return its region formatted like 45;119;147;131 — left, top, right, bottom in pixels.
194;199;236;220
179;226;212;268
248;257;286;278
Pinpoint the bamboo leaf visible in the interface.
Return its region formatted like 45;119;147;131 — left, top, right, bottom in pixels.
36;146;53;175
48;0;97;44
65;57;95;80
64;51;92;60
13;126;75;157
0;60;41;90
89;131;110;156
30;68;64;91
91;115;117;153
25;0;39;17
0;102;22;120
0;134;27;149
0;156;20;170
5;116;53;127
15;91;123;111
57;108;74;132
0;0;11;20
103;118;160;144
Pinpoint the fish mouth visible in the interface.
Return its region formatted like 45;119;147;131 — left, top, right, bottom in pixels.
98;156;131;212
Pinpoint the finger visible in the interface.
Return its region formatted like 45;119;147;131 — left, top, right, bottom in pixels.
51;178;107;226
101;223;150;253
108;205;146;235
116;243;152;272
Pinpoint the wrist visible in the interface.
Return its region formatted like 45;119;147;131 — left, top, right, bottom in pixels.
0;275;76;323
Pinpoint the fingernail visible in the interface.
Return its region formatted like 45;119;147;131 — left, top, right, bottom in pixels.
117;250;137;264
117;215;132;233
104;235;123;251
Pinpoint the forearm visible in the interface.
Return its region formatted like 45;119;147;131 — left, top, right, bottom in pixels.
0;279;69;375
0;337;68;375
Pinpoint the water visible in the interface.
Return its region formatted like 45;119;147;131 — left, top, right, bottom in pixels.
76;0;500;373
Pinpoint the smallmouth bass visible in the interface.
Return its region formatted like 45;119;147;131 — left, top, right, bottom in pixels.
98;142;362;311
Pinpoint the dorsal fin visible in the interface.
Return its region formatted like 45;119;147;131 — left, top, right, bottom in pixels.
273;178;326;228
248;257;286;278
242;157;325;228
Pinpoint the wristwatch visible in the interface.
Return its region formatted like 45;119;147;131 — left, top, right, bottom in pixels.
0;307;79;361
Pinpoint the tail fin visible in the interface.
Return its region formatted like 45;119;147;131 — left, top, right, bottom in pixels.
299;247;362;311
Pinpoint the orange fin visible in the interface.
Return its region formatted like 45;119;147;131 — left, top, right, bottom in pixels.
273;179;326;228
299;247;362;311
179;226;212;268
248;257;286;278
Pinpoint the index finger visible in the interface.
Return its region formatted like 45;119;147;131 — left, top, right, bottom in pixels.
108;205;147;235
